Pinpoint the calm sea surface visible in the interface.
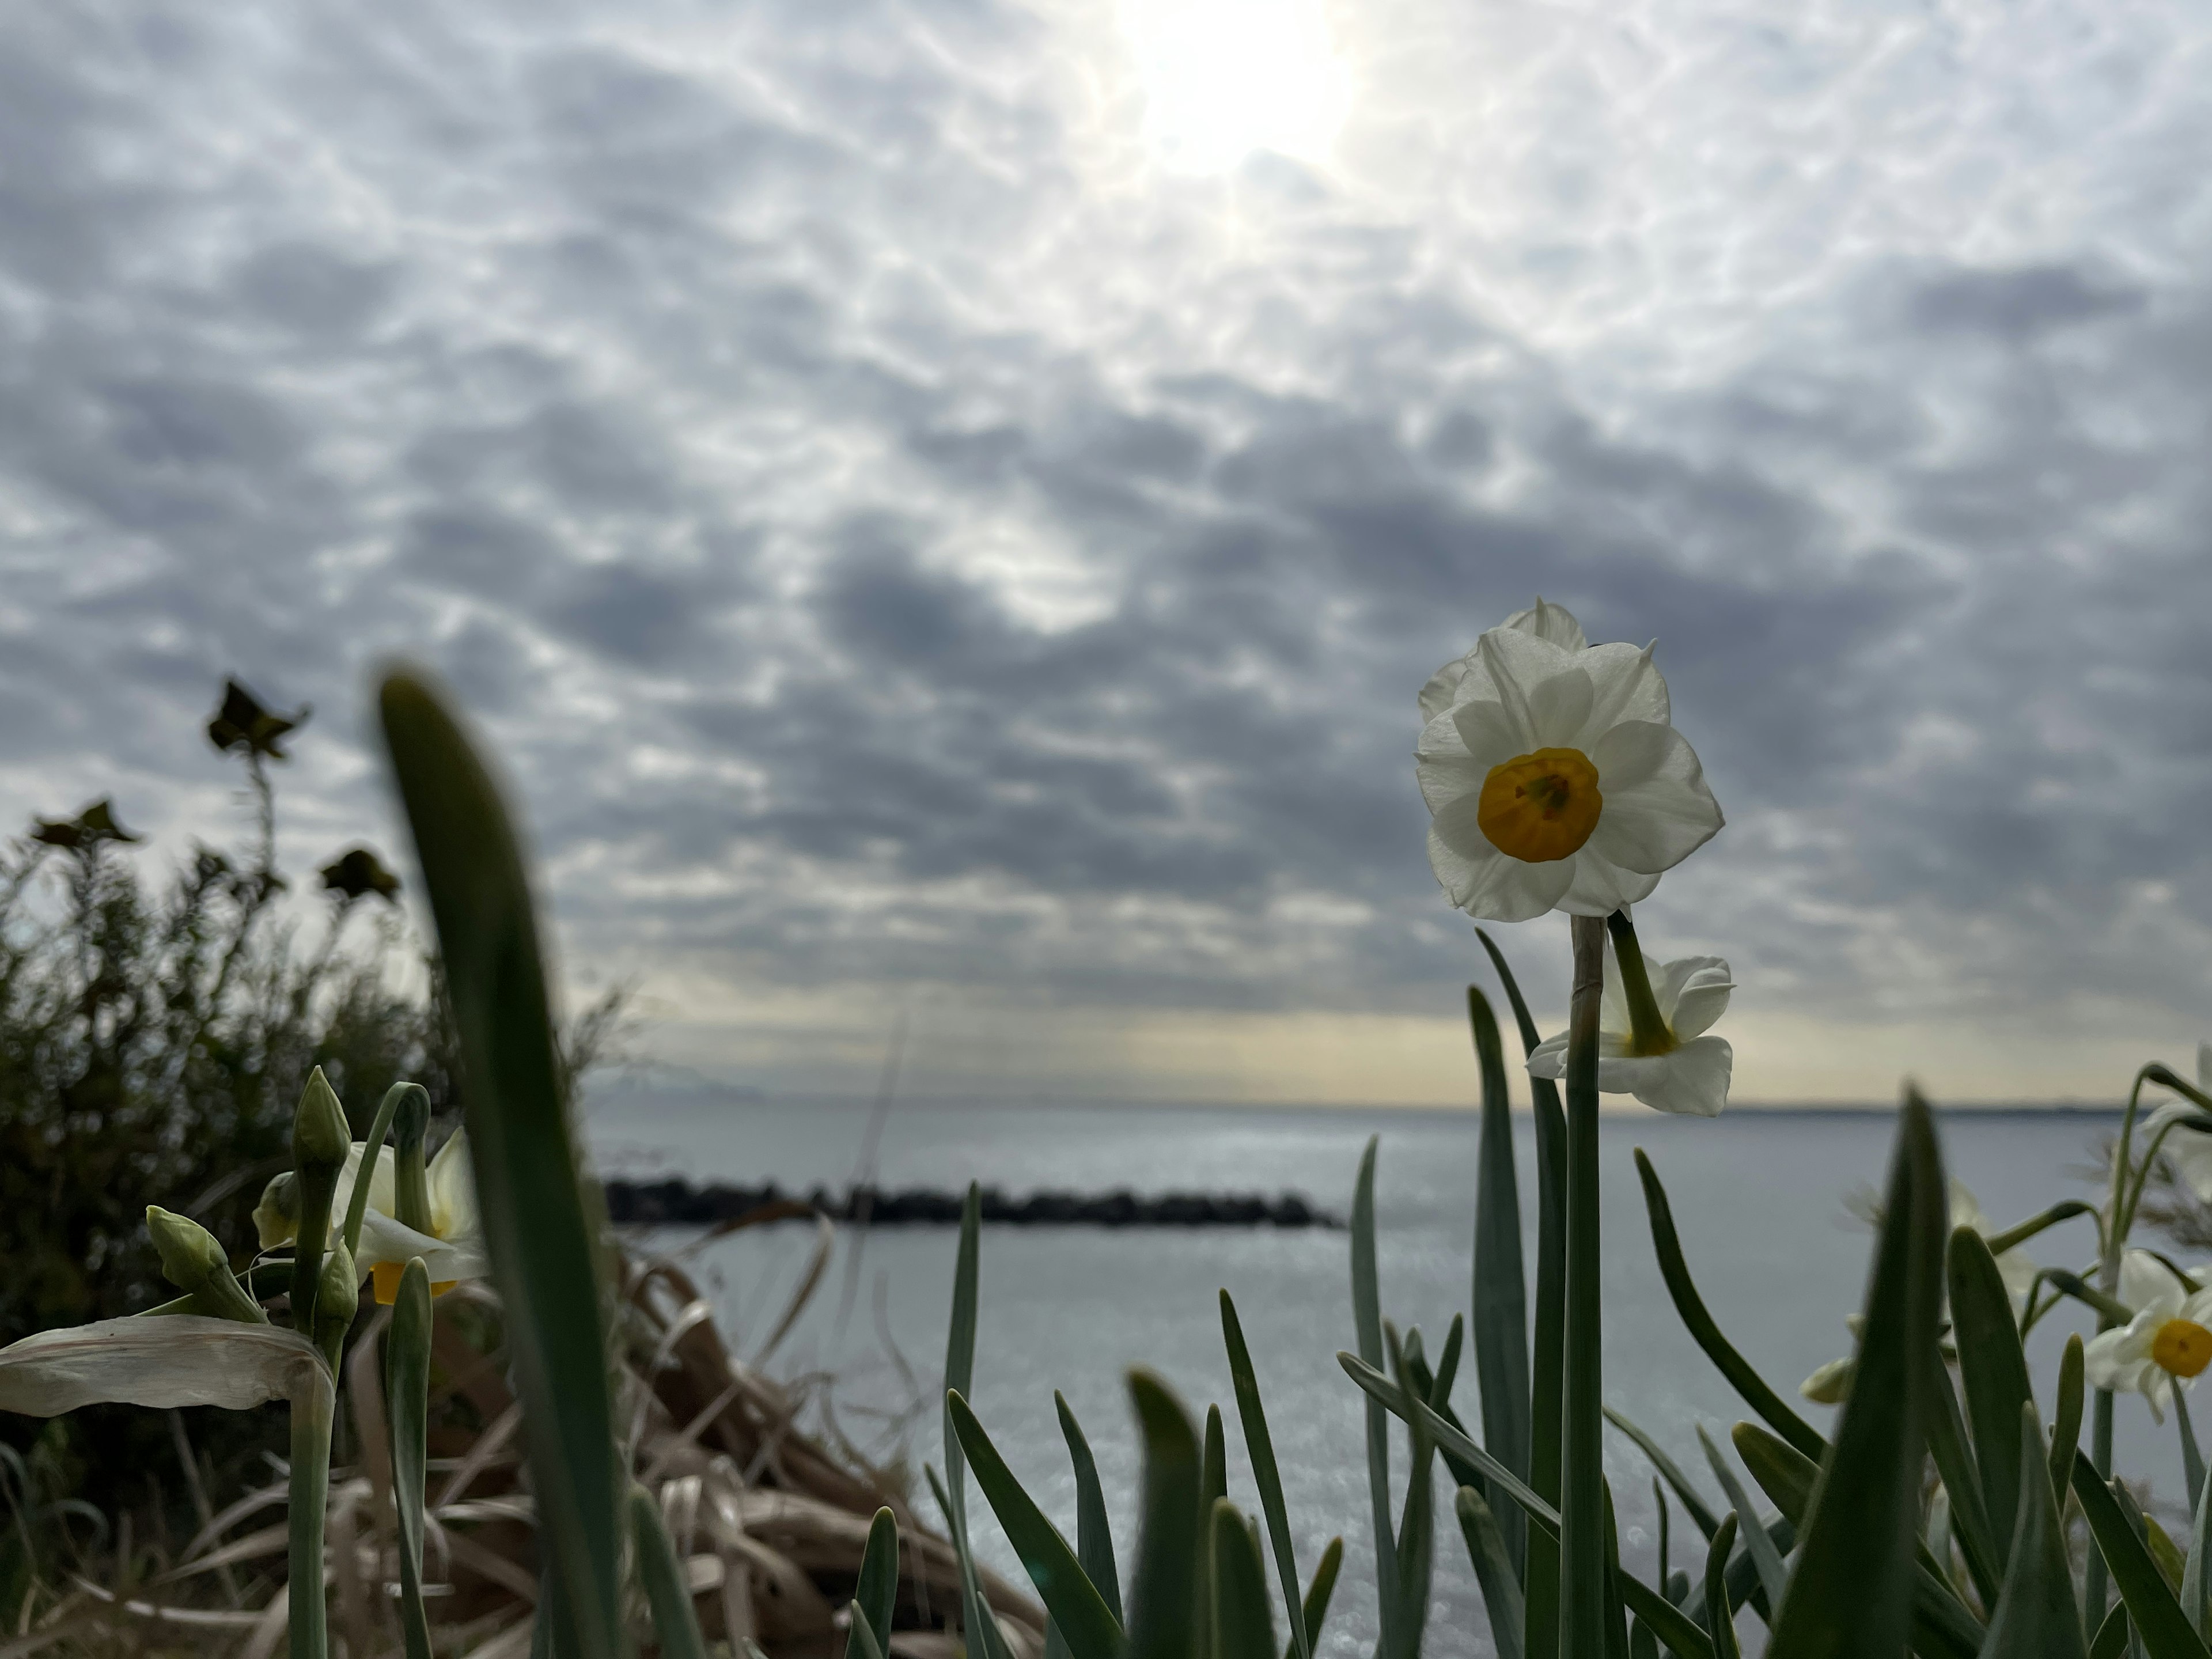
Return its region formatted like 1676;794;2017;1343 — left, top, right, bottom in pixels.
581;1092;2153;1657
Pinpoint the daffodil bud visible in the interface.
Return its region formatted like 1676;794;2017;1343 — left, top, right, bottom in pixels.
312;1240;359;1357
145;1206;266;1324
252;1171;300;1250
293;1067;351;1176
1799;1357;1854;1404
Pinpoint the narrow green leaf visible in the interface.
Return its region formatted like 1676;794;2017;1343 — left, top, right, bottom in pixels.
2051;1335;2086;1522
1632;1621;1657;1659
631;1485;710;1659
1620;1574;1717;1659
1199;1404;1227;1659
1563;912;1608;1659
2150;1512;2190;1596
1949;1225;2036;1558
847;1620;886;1659
1705;1514;1742;1659
1221;1293;1309;1659
1730;1421;1983;1659
1606;1408;1722;1540
2178;1392;2207;1518
1925;1346;2004;1608
1979;1403;2086;1659
387;1257;434;1659
941;1184;993;1654
2070;1453;2212;1659
1212;1500;1276;1659
1290;1537;1342;1659
1765;1092;1946;1659
1469;985;1532;1576
1057;1392;1125;1625
1656;1480;1671;1588
1128;1369;1203;1659
1338;1351;1556;1529
1456;1486;1525;1659
2089;1604;2129;1659
1603;1481;1631;1659
1389;1329;1438;1659
1350;1137;1398;1657
949;1392;1125;1659
379;671;622;1659
848;1508;900;1659
926;1464;1017;1659
2183;1440;2212;1640
1633;1149;1827;1461
1696;1427;1786;1614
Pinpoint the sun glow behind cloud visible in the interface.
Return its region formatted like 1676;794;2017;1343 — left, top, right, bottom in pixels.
1117;0;1353;172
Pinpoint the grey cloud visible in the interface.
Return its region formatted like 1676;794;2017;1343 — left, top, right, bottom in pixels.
0;0;2206;1064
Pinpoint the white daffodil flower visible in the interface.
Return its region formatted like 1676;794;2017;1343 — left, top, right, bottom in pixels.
2085;1250;2212;1423
1526;948;1734;1116
1417;601;1722;921
2144;1043;2212;1203
1946;1180;2039;1313
354;1129;488;1305
252;1141;397;1252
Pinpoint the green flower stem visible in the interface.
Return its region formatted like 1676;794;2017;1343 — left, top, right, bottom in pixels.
388;1258;435;1659
1603;912;1673;1057
343;1082;428;1257
1560;912;1608;1659
289;1373;334;1659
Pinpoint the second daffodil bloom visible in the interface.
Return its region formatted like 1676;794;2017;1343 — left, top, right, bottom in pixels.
1418;600;1723;921
355;1130;488;1305
1526;944;1734;1117
2145;1042;2212;1202
2085;1250;2212;1423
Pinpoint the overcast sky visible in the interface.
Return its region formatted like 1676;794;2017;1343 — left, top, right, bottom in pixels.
4;0;2209;1105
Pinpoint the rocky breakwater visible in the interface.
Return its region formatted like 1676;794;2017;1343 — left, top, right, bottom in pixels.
603;1178;1341;1229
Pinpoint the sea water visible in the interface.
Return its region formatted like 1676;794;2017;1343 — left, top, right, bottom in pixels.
584;1092;2153;1656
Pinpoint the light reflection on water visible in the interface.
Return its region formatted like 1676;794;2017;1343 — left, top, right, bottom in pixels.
587;1094;2139;1656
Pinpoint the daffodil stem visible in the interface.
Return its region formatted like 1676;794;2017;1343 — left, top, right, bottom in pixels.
289;1379;332;1659
291;1179;334;1345
1604;911;1673;1058
2085;1065;2157;1628
1560;912;1608;1659
343;1082;427;1257
393;1094;434;1236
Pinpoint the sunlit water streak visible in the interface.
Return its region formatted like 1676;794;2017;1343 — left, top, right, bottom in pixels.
586;1092;2153;1655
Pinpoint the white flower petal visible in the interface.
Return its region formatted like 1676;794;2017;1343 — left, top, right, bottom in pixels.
2119;1250;2183;1317
328;1144;397;1246
2175;1138;2212;1206
2083;1323;2143;1390
1556;848;1660;916
1502;598;1586;652
1585;722;1725;876
1657;957;1733;1040
357;1211;485;1282
1418;653;1479;721
1575;642;1669;736
1628;1036;1732;1117
1448;699;1529;774
1435;830;1577;921
1525;1032;1568;1081
2199;1039;2211;1096
428;1130;477;1240
1415;749;1487;816
0;1317;329;1416
1524;668;1594;751
1476;628;1580;750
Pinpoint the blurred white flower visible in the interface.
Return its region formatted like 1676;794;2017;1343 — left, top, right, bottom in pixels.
355;1130;487;1305
1527;949;1734;1116
2085;1250;2212;1423
2144;1043;2212;1202
1417;602;1722;921
1948;1180;2039;1313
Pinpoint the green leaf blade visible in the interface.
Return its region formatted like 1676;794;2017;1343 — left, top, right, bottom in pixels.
1469;986;1532;1575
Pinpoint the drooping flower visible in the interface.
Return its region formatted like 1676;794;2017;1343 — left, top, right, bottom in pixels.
253;1141;396;1252
1946;1180;2039;1313
2144;1043;2212;1203
1526;944;1734;1116
354;1130;487;1305
2085;1250;2212;1423
1417;601;1722;921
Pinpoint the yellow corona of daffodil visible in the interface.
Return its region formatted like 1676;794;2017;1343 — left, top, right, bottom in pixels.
1417;600;1722;921
354;1129;487;1305
2085;1250;2212;1423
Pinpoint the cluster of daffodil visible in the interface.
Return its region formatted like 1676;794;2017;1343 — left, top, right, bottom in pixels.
0;1066;479;1659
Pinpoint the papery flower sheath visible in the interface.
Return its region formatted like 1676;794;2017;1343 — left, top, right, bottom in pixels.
354;1128;488;1304
1418;601;1722;920
2085;1250;2212;1423
1526;948;1733;1116
2145;1043;2212;1202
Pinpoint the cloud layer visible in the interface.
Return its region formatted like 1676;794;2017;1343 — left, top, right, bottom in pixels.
3;0;2210;1099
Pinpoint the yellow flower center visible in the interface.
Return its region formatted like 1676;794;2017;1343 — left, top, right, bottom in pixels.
371;1260;460;1306
2154;1317;2212;1378
1478;748;1603;863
